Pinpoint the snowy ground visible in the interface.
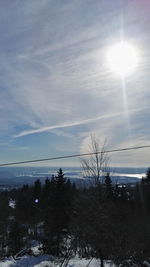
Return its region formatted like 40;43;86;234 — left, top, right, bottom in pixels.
0;241;116;267
0;255;115;267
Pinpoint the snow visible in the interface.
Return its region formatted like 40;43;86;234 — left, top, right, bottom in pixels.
0;255;115;267
0;257;15;267
0;255;51;267
9;200;16;209
143;261;150;267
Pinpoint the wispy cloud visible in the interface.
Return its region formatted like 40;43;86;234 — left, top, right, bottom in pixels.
14;107;143;138
14;113;119;138
0;0;149;165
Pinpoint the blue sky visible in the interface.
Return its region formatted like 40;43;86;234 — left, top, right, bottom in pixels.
0;0;150;167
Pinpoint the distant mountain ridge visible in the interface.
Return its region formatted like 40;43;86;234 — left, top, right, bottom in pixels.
0;166;147;189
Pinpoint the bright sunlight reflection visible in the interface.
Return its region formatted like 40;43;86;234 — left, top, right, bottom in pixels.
107;42;138;77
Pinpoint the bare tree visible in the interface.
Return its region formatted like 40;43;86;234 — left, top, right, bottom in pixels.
81;134;110;186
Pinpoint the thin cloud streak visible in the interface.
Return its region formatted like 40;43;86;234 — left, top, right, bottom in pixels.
14;108;141;138
14;113;120;138
0;0;149;166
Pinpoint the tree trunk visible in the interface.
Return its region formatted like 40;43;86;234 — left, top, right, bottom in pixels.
98;249;104;267
100;256;104;267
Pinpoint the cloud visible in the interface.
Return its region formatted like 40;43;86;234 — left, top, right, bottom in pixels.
0;0;149;165
14;107;143;138
14;112;119;138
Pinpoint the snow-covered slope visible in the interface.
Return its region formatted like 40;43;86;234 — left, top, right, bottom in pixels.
0;255;115;267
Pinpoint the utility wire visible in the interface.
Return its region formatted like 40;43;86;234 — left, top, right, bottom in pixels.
0;145;150;167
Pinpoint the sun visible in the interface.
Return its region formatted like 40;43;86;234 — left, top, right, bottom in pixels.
107;42;138;77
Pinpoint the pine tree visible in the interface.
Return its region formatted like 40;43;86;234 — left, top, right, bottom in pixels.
54;168;66;184
146;168;150;179
142;168;150;185
9;221;26;255
43;169;72;255
104;172;112;196
33;179;41;200
0;192;9;257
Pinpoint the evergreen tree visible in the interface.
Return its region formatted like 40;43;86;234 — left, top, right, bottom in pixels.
41;177;51;213
104;172;112;197
146;168;150;180
143;167;150;185
141;168;150;214
0;192;9;257
33;179;41;200
9;221;26;255
15;187;32;223
44;169;72;255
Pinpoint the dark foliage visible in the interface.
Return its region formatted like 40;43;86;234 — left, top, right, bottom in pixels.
0;168;150;265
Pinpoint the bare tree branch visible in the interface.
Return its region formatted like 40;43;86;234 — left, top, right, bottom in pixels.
80;134;110;186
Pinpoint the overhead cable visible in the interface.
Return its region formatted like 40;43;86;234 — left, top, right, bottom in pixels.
0;144;150;167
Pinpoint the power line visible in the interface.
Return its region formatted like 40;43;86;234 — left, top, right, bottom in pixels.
0;144;150;167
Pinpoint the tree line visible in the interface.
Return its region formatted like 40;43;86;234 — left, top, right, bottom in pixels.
0;167;150;266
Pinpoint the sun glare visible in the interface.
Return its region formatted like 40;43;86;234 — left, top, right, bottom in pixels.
107;42;138;77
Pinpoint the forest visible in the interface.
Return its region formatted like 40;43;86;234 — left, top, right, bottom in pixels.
0;167;150;266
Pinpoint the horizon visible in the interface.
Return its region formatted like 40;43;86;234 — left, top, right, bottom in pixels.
0;165;148;171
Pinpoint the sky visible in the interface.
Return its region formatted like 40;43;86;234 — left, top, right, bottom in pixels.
0;0;150;167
